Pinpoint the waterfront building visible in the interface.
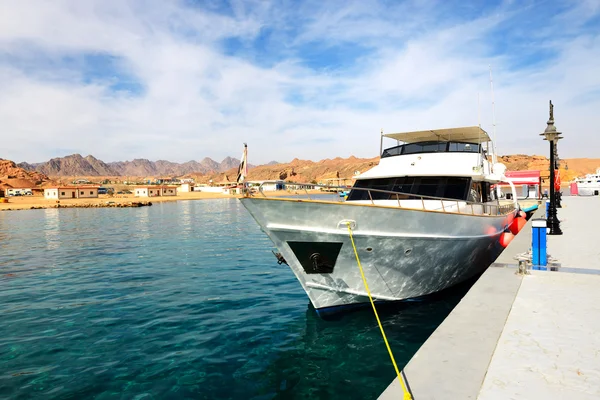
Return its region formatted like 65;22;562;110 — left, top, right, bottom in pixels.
161;186;177;196
44;187;99;199
134;187;162;197
179;183;193;192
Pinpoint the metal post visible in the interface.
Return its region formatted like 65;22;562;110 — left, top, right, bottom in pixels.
548;139;562;235
554;141;562;208
532;218;548;270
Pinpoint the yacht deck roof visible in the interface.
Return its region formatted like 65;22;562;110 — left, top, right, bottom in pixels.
383;126;491;144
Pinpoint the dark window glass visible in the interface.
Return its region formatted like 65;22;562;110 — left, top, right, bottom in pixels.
412;177;440;197
382;141;482;158
381;145;403;158
402;142;447;155
443;178;470;200
347;177;470;201
448;142;480;153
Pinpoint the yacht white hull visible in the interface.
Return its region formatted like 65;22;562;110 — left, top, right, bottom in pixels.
240;197;517;313
576;185;600;196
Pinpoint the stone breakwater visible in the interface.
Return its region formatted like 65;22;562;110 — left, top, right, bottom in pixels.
0;201;153;211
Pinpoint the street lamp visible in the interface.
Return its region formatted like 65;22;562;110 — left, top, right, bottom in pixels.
554;144;562;208
540;100;563;235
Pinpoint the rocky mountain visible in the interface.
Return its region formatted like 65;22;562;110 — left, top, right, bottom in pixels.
0;158;54;189
189;154;600;186
498;154;600;183
199;157;220;172
190;156;381;184
18;154;119;176
220;156;240;171
107;159;158;176
18;154;250;177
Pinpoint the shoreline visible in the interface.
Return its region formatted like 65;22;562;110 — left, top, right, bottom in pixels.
0;190;325;212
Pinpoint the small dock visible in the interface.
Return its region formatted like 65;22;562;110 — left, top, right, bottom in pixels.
379;196;600;399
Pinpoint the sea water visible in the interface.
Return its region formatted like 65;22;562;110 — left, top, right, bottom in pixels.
0;199;471;399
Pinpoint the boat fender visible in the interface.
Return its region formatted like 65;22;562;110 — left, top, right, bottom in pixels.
499;231;514;248
509;217;526;235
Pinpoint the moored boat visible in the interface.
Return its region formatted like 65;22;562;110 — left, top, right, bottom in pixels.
573;168;600;196
240;126;519;314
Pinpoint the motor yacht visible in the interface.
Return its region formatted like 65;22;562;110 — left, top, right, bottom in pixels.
240;126;518;313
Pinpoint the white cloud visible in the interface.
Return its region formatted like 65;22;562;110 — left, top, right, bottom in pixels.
0;0;598;165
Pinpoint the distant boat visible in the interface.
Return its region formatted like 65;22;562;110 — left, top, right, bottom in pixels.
240;127;518;314
573;168;600;196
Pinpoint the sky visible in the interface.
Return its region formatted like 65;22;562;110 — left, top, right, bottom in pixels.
1;0;599;164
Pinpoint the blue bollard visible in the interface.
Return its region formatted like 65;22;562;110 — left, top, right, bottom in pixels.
545;200;550;219
532;218;547;270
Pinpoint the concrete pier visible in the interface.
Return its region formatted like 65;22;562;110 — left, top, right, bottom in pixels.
380;196;600;399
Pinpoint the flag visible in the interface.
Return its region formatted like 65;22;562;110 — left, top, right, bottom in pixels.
554;169;561;191
236;143;248;183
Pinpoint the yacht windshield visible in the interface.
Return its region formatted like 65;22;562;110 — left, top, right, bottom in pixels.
381;141;482;158
347;177;471;201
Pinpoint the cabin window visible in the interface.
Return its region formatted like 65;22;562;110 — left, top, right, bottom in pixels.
448;142;480;153
80;191;84;195
61;192;65;196
381;141;482;158
90;191;93;195
347;177;470;201
404;142;448;155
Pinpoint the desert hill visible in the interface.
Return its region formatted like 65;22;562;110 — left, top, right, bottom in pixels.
498;155;599;183
189;156;380;184
189;155;600;186
0;159;55;190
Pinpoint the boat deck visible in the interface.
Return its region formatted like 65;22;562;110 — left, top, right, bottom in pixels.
379;196;600;399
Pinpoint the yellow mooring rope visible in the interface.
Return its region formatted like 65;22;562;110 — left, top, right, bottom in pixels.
345;222;412;400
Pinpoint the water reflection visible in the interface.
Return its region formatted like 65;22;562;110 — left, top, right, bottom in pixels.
241;276;480;400
179;200;192;240
43;208;61;251
133;206;151;241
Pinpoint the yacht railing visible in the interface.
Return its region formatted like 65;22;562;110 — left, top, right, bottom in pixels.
245;182;517;216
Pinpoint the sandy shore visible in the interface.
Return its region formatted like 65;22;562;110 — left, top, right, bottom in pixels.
0;190;326;211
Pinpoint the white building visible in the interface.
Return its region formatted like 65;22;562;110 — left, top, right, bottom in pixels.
134;186;177;197
7;188;33;196
44;187;99;199
134;187;162;197
246;180;286;192
162;186;177;196
194;186;226;193
179;183;193;192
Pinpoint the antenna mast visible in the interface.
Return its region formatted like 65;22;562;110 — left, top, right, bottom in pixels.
478;92;481;127
489;66;498;165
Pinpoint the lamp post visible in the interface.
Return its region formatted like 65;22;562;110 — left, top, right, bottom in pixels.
540;100;563;235
554;146;562;208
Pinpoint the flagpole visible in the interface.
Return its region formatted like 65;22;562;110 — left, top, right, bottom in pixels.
237;143;248;195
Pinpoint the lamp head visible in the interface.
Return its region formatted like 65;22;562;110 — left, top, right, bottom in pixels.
540;100;562;141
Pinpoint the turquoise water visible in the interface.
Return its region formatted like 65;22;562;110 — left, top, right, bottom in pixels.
1;199;471;399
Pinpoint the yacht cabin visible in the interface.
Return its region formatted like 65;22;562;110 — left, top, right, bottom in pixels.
348;127;501;207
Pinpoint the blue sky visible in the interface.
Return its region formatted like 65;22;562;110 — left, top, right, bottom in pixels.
0;0;599;164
